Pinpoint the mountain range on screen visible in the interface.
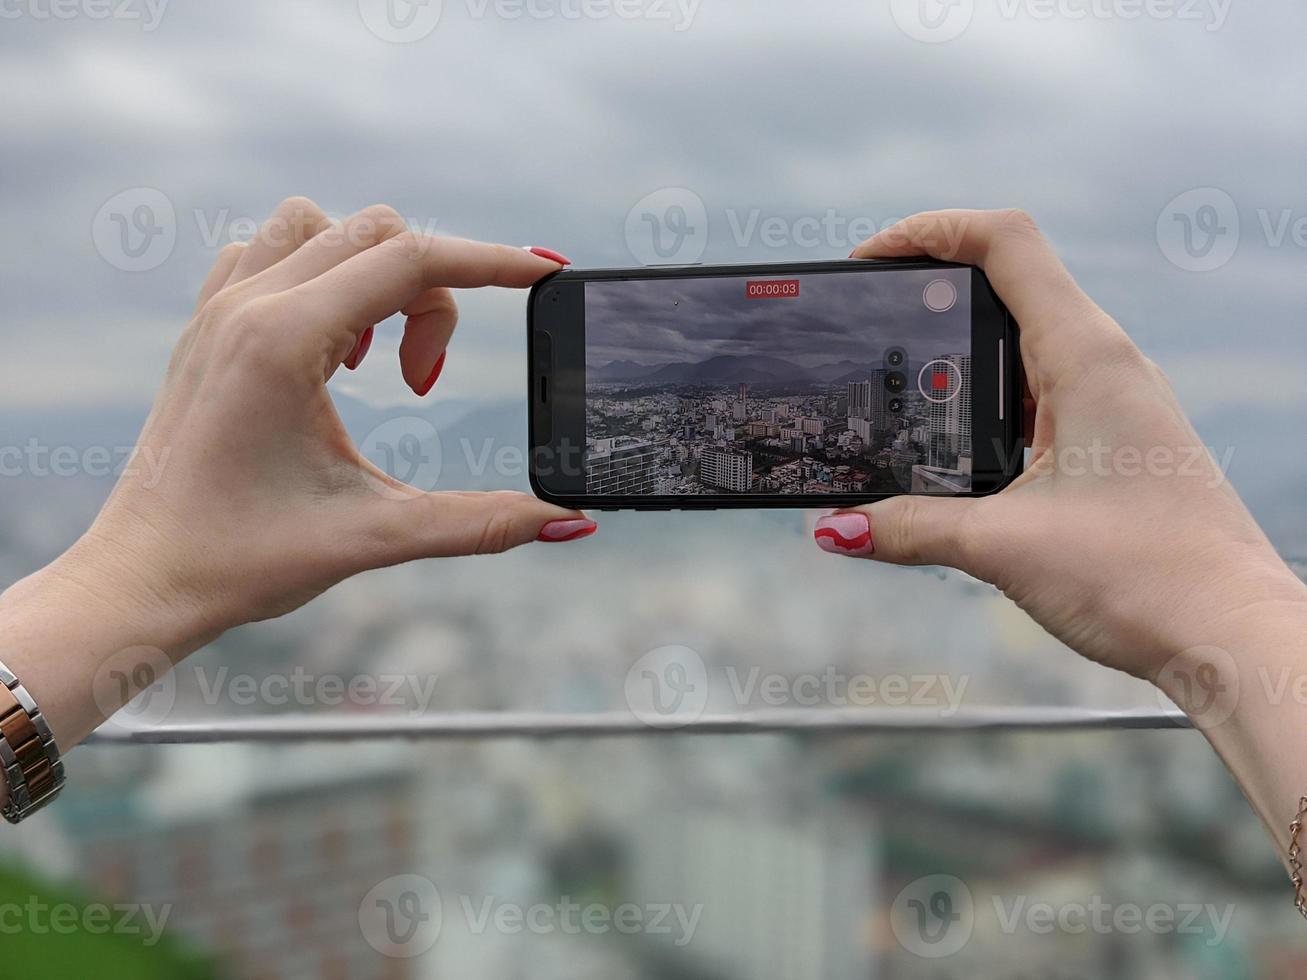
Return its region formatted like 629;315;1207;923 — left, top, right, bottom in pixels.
587;355;901;385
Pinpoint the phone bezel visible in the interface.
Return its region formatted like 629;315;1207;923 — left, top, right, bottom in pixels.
528;258;1022;510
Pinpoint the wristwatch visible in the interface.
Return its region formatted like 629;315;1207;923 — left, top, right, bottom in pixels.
0;661;65;824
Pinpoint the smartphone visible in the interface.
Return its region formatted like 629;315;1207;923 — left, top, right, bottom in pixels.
528;259;1022;510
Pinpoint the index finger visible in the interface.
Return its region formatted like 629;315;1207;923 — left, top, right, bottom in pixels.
286;234;566;351
851;209;1132;378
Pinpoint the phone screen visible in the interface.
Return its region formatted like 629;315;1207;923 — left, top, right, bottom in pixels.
581;266;974;497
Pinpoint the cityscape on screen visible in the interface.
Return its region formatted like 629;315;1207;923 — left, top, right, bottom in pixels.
584;270;973;496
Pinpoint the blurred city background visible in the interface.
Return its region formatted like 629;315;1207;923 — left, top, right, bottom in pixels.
2;0;1305;976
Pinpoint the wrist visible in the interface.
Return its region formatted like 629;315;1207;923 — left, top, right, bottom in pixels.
1155;584;1307;870
66;515;228;655
0;529;224;753
1147;549;1307;688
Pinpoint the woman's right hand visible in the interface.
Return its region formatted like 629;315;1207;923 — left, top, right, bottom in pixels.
0;198;596;757
815;209;1307;685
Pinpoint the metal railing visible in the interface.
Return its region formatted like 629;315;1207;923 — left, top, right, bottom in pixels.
85;707;1191;743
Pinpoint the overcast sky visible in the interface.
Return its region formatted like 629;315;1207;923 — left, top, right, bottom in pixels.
585;267;969;366
1;0;1304;544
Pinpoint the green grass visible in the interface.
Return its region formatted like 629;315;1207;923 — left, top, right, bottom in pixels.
0;862;217;979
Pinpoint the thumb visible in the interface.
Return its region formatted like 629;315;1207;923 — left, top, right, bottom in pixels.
360;490;597;567
813;497;982;572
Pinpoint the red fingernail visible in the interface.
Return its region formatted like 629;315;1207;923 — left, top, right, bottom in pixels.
814;513;874;556
416;351;446;396
525;246;572;266
537;518;597;543
344;326;373;371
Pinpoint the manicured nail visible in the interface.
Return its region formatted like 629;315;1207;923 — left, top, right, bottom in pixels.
416;351;446;396
343;326;373;371
814;512;874;556
537;518;597;543
525;246;571;266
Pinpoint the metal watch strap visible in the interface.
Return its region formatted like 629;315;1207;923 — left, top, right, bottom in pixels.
0;661;65;824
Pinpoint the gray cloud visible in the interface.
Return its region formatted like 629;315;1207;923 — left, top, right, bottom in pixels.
584;267;969;366
0;0;1303;548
